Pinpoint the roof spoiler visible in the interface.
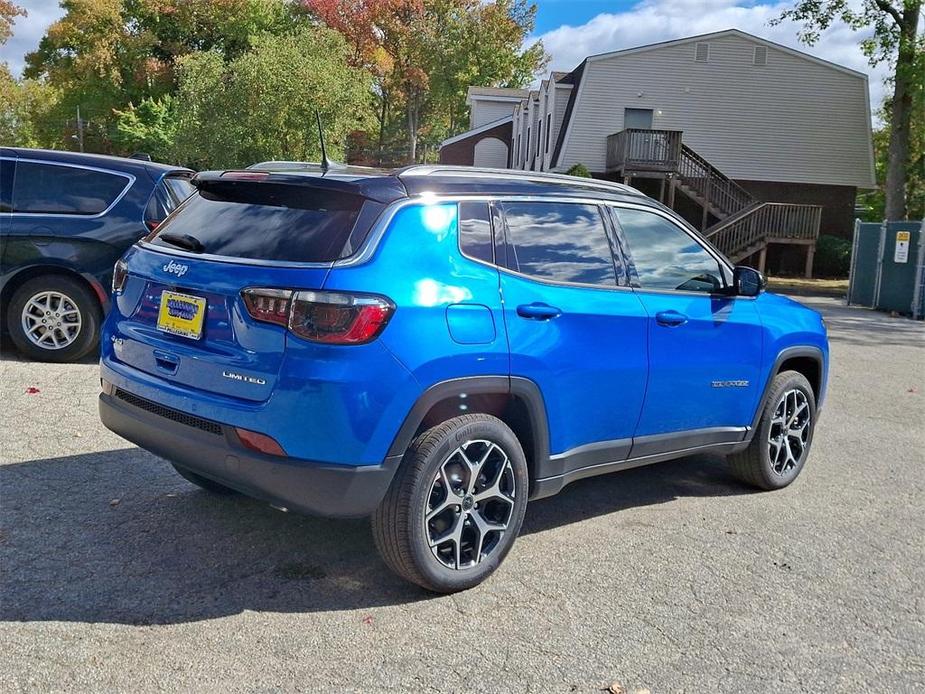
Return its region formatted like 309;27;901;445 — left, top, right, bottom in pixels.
192;170;406;204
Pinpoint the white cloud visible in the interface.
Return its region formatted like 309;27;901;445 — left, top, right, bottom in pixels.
532;0;888;120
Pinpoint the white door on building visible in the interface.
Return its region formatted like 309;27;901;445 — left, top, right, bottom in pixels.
473;137;509;168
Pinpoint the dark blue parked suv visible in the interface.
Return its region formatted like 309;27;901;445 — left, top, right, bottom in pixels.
0;148;192;361
99;165;828;592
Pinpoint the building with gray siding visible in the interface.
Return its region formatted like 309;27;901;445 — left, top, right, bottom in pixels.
439;29;876;276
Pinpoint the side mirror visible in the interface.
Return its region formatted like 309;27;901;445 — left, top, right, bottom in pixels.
732;266;766;297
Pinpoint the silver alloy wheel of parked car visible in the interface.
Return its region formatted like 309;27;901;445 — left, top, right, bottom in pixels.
20;290;83;350
424;439;516;570
768;388;811;476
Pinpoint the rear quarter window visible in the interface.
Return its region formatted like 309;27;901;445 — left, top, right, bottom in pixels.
149;183;365;263
12;161;131;215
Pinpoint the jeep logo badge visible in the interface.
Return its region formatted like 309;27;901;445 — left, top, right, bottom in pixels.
162;260;189;277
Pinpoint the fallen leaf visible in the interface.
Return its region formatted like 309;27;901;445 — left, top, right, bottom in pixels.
362;615;374;625
109;499;120;507
25;387;40;394
607;682;625;694
908;387;918;393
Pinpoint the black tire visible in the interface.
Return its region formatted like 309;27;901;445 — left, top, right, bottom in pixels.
730;370;817;490
7;275;101;363
372;414;529;593
171;464;240;495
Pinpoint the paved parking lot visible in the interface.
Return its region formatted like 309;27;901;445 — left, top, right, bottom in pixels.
1;296;923;693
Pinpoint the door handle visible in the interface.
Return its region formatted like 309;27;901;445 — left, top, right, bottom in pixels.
516;303;562;320
655;310;688;327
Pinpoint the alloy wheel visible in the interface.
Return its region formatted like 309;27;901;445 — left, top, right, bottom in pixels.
424;439;516;570
768;388;811;476
20;290;83;350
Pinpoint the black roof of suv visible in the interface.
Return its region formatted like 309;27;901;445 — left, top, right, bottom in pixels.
237;163;649;205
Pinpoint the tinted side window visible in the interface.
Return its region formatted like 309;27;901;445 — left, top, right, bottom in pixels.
502;202;616;286
163;175;194;206
12;162;129;215
614;208;724;293
458;201;493;263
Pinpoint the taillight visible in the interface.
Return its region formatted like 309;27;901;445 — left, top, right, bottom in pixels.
241;288;292;327
290;291;394;344
240;288;394;345
112;259;128;294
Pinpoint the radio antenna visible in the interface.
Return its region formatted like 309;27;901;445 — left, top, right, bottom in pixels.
316;111;332;174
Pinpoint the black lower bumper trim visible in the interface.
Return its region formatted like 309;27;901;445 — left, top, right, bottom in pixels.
99;392;401;518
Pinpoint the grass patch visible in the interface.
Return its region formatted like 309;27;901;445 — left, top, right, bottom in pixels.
767;277;848;297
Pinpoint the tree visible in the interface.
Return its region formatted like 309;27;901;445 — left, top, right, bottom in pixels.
22;0;303;150
112;95;179;161
774;0;923;220
860;93;925;220
304;0;546;162
173;27;374;168
0;0;25;45
0;65;59;147
426;0;546;135
300;0;401;162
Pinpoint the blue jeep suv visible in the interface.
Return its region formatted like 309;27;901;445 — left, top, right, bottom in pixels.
0;148;192;362
99;165;828;592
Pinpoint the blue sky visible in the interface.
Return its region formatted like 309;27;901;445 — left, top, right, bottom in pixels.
533;1;639;33
3;0;886;111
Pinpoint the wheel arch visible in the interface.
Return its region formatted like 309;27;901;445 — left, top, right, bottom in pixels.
751;346;825;431
386;376;550;489
1;264;109;323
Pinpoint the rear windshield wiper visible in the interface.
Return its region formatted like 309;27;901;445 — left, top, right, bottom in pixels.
158;232;205;253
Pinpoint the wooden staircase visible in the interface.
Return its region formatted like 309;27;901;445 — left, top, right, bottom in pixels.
606;129;822;269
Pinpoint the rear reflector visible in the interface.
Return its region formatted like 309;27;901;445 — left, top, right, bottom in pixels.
235;428;286;456
241;288;394;345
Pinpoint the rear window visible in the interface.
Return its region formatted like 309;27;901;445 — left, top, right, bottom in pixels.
149;183;364;263
12;161;130;215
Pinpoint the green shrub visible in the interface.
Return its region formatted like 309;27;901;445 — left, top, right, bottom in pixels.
814;234;852;278
565;163;592;178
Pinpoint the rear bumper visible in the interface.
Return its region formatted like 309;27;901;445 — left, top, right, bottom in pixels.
99;390;402;518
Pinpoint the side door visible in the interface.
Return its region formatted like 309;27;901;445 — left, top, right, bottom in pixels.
497;199;649;476
610;205;764;454
9;159;142;289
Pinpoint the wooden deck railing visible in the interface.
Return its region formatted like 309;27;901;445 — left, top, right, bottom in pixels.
604;128;821;261
705;202;822;260
677;144;755;218
606;129;682;173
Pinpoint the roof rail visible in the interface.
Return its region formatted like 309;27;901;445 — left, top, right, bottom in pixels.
398;165;643;196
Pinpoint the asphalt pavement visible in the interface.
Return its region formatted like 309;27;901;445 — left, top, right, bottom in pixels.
1;296;923;693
